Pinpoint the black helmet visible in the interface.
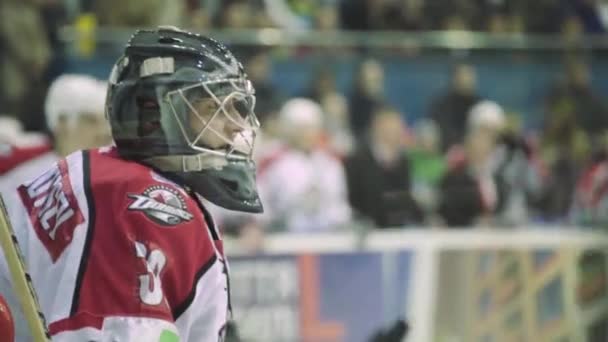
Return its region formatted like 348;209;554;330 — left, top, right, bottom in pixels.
106;27;263;213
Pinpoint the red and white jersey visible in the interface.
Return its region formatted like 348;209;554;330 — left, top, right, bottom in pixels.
0;146;230;341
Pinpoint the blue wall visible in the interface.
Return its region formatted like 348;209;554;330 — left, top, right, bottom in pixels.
66;50;608;131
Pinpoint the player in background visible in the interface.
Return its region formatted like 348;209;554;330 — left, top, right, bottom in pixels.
0;74;109;195
0;26;261;342
257;98;351;232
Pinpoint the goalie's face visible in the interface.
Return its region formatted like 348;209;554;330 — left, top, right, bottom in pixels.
167;79;259;158
190;97;246;150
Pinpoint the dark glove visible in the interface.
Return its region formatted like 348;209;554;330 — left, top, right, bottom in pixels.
369;319;409;342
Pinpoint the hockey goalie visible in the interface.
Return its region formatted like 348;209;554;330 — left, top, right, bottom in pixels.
0;27;262;341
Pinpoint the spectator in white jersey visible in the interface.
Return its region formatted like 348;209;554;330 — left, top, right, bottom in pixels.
44;74;111;159
0;74;110;195
257;98;352;233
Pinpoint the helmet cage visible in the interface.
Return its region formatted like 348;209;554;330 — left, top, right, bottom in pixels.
165;77;259;166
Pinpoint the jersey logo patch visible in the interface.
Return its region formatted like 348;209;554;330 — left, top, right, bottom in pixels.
128;185;193;226
18;159;85;262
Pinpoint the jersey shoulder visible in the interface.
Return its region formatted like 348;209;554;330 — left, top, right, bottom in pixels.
87;146;203;227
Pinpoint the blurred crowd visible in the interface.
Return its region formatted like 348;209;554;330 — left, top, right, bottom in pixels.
4;0;608;126
88;0;608;34
239;57;608;234
207;49;608;251
2;1;608;250
46;0;608;34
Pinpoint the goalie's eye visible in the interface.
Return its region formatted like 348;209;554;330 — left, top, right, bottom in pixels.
232;96;254;119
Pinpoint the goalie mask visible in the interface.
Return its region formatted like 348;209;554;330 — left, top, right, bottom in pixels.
106;27;263;213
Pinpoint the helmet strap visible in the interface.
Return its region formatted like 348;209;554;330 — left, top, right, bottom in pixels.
143;153;228;172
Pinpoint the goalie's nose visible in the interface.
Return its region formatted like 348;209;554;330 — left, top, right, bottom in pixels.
225;107;247;138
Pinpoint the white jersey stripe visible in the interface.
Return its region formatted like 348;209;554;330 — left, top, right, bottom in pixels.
175;259;228;341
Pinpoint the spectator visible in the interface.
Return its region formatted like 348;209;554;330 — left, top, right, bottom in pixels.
339;0;375;31
536;60;605;221
523;0;564;33
366;0;428;31
322;93;353;157
429;63;481;152
234;0;274;28
493;126;545;226
1;74;110;200
479;0;525;33
571;144;608;230
486;13;511;33
188;6;211;30
315;4;340;31
426;0;478;30
219;1;252;28
0;0;51;130
438;101;506;227
545;60;608;146
345;106;423;228
349;58;385;138
257;98;351;233
44;74;111;157
408;119;446;215
390;0;428;31
304;68;353;156
40;0;68;82
254;110;283;172
94;0;184;27
538;103;590;221
243;50;281;124
561;13;585;39
567;0;606;33
304;68;333;103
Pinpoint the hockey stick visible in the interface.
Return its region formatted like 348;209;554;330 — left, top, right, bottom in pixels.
0;195;51;341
